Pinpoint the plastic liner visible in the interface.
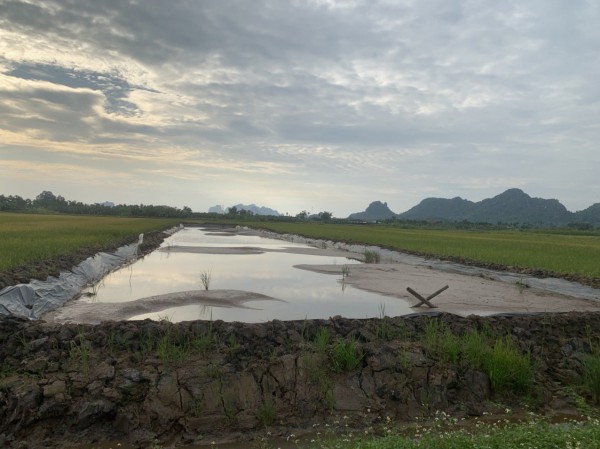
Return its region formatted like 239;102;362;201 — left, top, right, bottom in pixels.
253;228;600;303
0;242;140;320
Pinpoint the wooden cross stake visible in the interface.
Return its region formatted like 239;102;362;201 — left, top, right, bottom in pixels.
407;285;449;308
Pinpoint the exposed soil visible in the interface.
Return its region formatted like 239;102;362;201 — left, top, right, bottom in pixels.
1;312;599;448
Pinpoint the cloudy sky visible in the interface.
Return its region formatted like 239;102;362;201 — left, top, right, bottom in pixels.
1;0;599;216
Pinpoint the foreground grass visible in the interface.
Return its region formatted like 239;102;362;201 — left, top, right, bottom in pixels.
0;212;180;270
285;416;600;449
250;223;600;279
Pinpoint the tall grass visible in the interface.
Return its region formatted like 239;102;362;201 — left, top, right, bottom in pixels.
0;212;179;270
583;354;600;403
423;321;533;395
251;222;600;278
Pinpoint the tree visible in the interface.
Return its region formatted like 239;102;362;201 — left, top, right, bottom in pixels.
296;210;308;220
318;211;333;221
228;206;238;216
34;190;57;209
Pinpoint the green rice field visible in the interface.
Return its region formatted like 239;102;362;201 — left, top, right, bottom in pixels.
2;214;599;281
251;223;600;279
0;213;179;271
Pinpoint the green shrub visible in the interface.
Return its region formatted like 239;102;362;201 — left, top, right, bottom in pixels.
330;337;363;373
484;336;533;394
257;400;277;426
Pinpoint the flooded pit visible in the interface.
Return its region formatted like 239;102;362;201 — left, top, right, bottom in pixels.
78;227;413;323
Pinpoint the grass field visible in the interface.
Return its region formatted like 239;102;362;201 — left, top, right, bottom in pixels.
250;223;600;279
0;213;180;271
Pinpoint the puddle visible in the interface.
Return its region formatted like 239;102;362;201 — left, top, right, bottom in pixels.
81;227;413;323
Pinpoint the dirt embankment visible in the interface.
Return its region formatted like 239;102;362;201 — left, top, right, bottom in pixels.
1;312;599;448
0;231;167;291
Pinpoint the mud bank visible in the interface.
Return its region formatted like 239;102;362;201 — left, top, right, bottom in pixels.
1;312;599;448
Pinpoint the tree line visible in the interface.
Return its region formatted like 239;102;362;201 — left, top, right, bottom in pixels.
0;191;193;218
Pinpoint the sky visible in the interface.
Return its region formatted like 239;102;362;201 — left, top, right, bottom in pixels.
1;0;599;217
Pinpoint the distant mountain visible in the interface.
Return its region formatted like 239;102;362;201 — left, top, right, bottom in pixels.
208;205;226;214
208;203;281;216
400;197;476;221
348;201;396;221
463;189;570;224
574;203;600;224
398;188;590;225
349;189;599;226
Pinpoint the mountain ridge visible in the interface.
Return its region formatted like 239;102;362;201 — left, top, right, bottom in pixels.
347;189;600;225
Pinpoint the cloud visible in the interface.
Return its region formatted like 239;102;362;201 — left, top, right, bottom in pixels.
1;0;599;214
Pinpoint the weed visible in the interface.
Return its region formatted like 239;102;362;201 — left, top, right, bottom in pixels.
462;328;489;368
423;320;461;363
200;268;212;291
341;264;350;280
222;391;237;422
397;350;411;369
376;303;394;341
485;336;533;394
584;324;597;354
516;278;529;293
156;327;190;369
313;327;330;353
193;323;217;354
69;331;91;376
139;328;155;359
301;352;334;408
364;249;381;263
257;399;277;427
226;334;240;353
582;353;600;403
204;364;222;379
190;396;204;417
157;313;173;322
330;337;363;373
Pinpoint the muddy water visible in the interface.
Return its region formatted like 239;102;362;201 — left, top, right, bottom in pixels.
81;227;413;322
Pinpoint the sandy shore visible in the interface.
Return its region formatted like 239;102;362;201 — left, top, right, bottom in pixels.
43;227;600;323
295;263;600;316
43;290;282;324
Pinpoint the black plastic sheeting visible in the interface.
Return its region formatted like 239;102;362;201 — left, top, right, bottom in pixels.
0;243;140;319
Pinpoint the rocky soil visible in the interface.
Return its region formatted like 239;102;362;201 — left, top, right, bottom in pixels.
1;312;599;448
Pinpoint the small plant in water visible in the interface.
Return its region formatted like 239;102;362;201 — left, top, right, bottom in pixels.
200;268;212;291
341;264;350;280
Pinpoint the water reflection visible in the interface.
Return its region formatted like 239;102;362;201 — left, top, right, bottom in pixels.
83;227;413;322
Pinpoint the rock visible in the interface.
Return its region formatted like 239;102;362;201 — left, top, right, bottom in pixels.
1;311;600;448
43;380;66;398
77;399;116;429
